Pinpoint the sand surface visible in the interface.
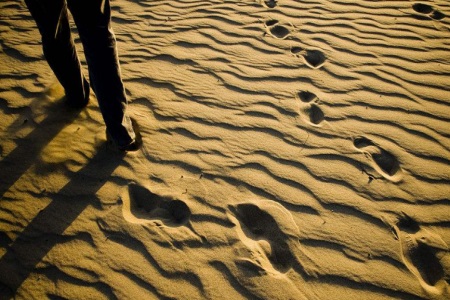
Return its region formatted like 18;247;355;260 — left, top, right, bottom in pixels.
1;0;450;299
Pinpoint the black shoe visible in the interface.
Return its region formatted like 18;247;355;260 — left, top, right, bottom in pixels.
106;129;141;152
66;78;90;109
118;139;140;152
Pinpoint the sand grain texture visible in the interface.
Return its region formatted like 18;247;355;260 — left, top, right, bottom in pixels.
1;0;450;299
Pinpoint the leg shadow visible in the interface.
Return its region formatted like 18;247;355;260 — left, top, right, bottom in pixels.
0;96;82;198
0;142;122;295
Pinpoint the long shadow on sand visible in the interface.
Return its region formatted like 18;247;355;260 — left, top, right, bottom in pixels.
0;98;81;199
0;143;122;297
0;99;123;297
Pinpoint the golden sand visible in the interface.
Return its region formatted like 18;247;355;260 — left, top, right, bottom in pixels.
1;0;449;299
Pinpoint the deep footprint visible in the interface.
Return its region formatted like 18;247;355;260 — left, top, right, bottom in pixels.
231;202;295;272
267;23;290;39
393;214;448;288
308;104;324;124
412;3;433;14
264;0;277;9
431;10;445;20
353;137;401;179
126;183;191;226
303;50;326;69
412;3;445;20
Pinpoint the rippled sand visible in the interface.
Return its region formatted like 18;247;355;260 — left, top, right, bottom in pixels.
1;0;449;299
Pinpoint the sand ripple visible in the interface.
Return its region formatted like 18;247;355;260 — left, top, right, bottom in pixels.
1;0;449;299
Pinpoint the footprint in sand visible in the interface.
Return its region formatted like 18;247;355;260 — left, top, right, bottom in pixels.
412;3;446;20
264;19;290;39
305;103;325;125
303;50;326;69
392;214;449;296
228;200;300;274
259;0;277;9
296;91;325;125
353;136;402;181
122;183;191;226
291;47;327;69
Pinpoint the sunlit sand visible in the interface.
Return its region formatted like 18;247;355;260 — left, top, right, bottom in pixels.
1;0;449;299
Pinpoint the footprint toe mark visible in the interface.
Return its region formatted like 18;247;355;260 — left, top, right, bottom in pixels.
265;19;279;27
353;136;374;149
291;46;303;55
297;91;317;103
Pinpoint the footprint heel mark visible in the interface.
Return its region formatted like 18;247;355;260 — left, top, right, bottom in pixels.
159;200;192;225
124;183;191;226
299;103;325;126
308;104;325;125
353;136;402;181
229;201;299;273
392;214;449;294
430;10;445;20
303;49;326;69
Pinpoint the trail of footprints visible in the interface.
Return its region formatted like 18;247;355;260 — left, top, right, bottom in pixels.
350;2;434;184
114;2;443;293
260;3;448;292
261;4;328;126
263;20;327;69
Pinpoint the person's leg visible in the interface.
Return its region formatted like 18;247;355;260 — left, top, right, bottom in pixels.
67;0;136;149
24;0;89;108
